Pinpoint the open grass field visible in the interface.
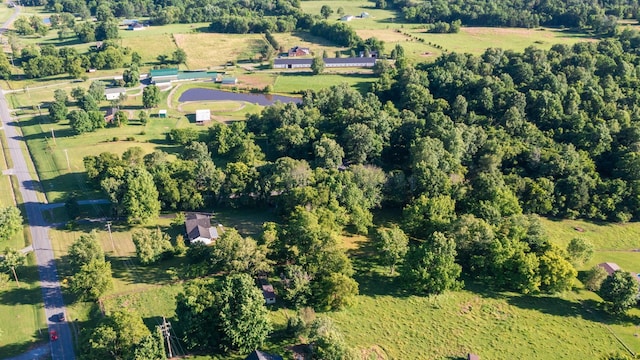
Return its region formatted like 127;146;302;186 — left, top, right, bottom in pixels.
0;254;47;358
299;0;399;30
273;73;376;93
541;217;640;251
173;33;267;69
409;27;597;55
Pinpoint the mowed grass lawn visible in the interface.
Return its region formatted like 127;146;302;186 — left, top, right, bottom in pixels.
273;73;376;93
0;254;47;358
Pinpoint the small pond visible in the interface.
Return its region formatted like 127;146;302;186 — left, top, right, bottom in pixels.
179;88;301;106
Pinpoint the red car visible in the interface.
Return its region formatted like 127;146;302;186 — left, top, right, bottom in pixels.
50;330;58;341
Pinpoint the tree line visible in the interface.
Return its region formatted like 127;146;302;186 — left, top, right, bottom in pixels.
389;0;633;34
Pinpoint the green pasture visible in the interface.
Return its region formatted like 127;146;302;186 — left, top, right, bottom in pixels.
409;27;596;55
541;217;640;251
299;0;399;30
0;253;47;358
272;73;376;93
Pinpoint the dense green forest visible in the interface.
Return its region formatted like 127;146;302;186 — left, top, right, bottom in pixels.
82;30;640;306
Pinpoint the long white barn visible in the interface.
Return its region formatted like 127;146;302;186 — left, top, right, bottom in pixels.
273;57;376;69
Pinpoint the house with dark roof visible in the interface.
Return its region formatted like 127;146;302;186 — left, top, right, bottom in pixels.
244;350;283;360
273;57;376;69
262;284;276;304
128;22;144;30
104;107;118;123
288;46;311;57
185;212;223;245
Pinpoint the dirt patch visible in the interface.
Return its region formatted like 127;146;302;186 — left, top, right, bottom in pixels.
420;52;434;57
359;345;389;360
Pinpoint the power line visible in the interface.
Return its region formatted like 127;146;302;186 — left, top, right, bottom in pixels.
159;317;173;358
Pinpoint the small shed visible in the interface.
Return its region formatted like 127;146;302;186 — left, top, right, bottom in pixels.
158;109;167;118
195;109;211;124
262;284;276;304
340;15;355;21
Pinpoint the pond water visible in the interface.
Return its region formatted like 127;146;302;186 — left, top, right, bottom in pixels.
179;88;301;106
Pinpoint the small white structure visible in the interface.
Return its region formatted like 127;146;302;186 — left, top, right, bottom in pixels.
104;87;126;101
158;109;167;118
340;15;355;21
195;109;211;124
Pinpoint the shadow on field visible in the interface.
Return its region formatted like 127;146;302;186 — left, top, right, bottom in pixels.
108;255;176;286
348;235;409;298
0;330;48;359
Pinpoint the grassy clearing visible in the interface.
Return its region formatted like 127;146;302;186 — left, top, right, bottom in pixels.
173;33;267;69
120;33;178;66
540;217;640;251
299;0;399;30
409;27;596;55
0;253;47;358
272;73;376;93
179;100;263;121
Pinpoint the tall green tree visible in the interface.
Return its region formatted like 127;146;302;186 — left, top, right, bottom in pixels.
373;225;409;274
401;232;462;295
0;248;26;286
0;206;22;242
320;5;334;19
566;237;594;266
143;85;161;108
311;56;325;75
84;310;159;359
210;229;272;276
122;167;161;224
71;259;113;301
598;271;639;314
68;230;104;272
132;228;173;265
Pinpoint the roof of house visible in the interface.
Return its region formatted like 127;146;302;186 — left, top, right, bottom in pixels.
244;350;283;360
177;71;217;80
104;87;126;94
262;284;276;298
598;262;622;276
290;46;310;52
150;68;179;77
105;107;118;116
122;19;139;25
185;213;218;241
467;354;480;360
158;109;167;114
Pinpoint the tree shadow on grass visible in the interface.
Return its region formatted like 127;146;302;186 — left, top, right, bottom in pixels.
347;234;409;298
107;255;177;286
0;329;48;358
0;278;43;306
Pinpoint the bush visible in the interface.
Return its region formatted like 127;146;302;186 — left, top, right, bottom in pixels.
112;136;119;141
126;136;135;141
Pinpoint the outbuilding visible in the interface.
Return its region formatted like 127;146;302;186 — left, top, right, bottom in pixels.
195;109;211;124
104;87;126;101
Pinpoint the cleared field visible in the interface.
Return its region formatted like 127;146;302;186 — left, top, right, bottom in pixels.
120;33;178;66
173;33;267;69
271;31;346;56
0;254;47;358
179;100;263;121
410;27;596;55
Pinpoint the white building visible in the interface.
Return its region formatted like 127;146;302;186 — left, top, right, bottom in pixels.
195;109;211;124
104;87;126;101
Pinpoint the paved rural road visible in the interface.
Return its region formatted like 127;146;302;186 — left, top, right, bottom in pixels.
0;5;75;360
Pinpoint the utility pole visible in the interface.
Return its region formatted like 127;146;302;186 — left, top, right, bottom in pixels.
63;149;70;170
160;317;173;358
51;128;56;145
106;221;115;252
